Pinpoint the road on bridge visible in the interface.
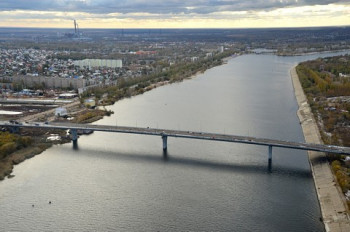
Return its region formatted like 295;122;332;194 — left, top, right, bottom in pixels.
1;120;350;155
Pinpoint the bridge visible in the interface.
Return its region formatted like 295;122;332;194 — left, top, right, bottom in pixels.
1;121;350;168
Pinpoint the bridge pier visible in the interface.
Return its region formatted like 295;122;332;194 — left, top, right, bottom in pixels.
268;145;272;170
162;134;168;151
70;129;78;146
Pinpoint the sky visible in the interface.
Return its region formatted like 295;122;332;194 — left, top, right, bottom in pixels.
0;0;349;28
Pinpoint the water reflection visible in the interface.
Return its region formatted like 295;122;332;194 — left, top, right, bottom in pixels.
65;146;312;179
162;149;168;160
72;141;79;150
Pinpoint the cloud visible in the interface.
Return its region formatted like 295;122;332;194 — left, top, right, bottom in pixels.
0;0;349;15
0;1;349;28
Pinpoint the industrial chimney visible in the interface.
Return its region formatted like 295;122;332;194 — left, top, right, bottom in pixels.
74;20;77;34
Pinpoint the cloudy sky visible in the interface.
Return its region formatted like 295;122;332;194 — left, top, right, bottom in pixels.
0;0;349;28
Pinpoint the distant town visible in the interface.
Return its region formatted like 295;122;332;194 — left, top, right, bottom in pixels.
0;24;349;124
1;24;350;99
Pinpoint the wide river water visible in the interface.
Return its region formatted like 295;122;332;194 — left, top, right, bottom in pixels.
1;51;349;231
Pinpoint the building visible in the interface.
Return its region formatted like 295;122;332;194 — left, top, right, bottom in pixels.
84;98;96;108
206;53;213;58
55;107;68;117
191;57;199;62
58;93;78;99
339;73;350;78
0;83;13;89
11;76;86;90
74;59;122;69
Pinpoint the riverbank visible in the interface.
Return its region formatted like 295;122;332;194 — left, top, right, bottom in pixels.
82;51;237;107
291;66;350;231
0;127;70;180
277;49;350;57
0;54;236;181
0;102;111;180
0;144;51;180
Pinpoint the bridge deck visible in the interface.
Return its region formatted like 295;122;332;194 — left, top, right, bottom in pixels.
1;121;350;155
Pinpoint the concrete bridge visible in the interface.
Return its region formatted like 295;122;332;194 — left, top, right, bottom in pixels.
1;121;350;168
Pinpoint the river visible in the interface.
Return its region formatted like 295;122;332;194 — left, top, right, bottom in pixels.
0;51;348;231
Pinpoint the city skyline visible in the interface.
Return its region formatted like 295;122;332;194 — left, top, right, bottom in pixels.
0;0;349;28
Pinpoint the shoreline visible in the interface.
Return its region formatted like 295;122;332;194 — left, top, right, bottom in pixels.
277;49;350;57
290;66;350;231
1;54;235;181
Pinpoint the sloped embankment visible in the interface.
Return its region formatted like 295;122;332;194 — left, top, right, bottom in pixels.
291;66;350;231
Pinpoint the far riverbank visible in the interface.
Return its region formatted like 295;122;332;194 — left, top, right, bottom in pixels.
291;66;350;231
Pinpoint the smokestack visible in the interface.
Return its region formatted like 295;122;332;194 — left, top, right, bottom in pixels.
74;20;77;34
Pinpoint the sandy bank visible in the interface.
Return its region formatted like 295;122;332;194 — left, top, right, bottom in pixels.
291;66;350;232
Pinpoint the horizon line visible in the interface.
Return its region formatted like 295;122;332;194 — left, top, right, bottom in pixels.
0;25;349;30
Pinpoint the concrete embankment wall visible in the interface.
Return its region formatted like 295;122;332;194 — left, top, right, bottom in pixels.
291;66;350;232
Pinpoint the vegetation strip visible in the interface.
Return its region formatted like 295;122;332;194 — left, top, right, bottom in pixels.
291;65;350;231
296;55;350;205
